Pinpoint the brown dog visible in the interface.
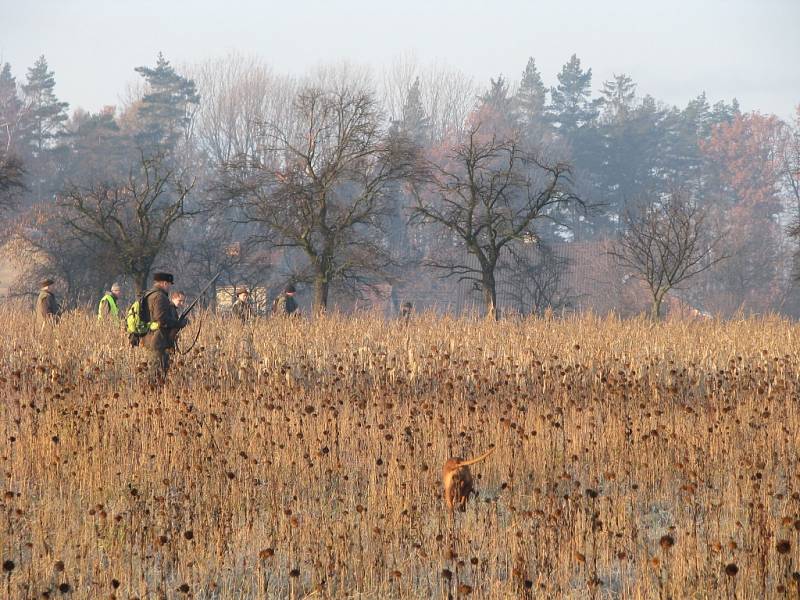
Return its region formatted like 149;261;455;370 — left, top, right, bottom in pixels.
442;447;495;512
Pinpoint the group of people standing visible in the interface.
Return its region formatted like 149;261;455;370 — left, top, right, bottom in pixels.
229;283;299;322
34;274;302;382
34;275;415;382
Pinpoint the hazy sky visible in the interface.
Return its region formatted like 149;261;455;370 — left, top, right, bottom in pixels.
1;0;798;119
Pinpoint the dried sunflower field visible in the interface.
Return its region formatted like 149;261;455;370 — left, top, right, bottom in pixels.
2;308;800;599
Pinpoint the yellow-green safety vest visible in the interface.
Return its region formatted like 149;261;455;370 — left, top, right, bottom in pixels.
98;293;120;321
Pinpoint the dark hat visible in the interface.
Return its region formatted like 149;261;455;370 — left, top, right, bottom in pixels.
237;287;250;296
285;283;296;294
153;272;174;283
40;278;54;288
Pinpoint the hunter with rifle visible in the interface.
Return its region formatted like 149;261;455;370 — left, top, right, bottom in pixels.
136;271;220;382
176;271;221;323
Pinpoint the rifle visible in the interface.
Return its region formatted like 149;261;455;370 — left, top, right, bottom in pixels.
179;271;222;321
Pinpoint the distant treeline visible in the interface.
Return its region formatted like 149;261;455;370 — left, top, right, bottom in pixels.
0;52;798;317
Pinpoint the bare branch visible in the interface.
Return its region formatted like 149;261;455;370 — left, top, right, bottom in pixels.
219;83;421;313
412;121;580;317
610;190;728;319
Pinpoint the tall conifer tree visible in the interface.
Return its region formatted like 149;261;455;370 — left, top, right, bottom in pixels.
599;73;637;123
548;54;599;135
21;55;68;154
0;63;23;149
397;77;428;144
134;53;200;152
515;57;547;132
480;75;513;118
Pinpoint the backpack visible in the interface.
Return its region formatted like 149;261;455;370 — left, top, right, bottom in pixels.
126;291;158;345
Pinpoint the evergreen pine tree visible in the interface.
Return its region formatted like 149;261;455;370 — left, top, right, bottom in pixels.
683;92;712;138
656;94;711;187
599;73;637;123
66;107;130;181
21;55;68;154
134;53;200;151
397;77;428;144
548;54;599;135
0;63;23;149
656;92;716;185
597;93;669;222
515;57;547;132
480;76;513;118
386;77;430;311
0;64;25;201
709;99;740;126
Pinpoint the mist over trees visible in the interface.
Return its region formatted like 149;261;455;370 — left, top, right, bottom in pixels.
1;50;798;318
411;122;578;319
610;190;725;320
221;80;419;314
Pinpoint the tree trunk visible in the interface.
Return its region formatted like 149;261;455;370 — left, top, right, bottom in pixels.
389;284;400;315
650;292;664;321
134;272;149;297
482;270;498;320
313;274;329;315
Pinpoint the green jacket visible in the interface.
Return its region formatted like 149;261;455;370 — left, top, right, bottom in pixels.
98;292;120;322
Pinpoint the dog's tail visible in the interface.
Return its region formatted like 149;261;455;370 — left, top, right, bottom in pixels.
457;447;495;468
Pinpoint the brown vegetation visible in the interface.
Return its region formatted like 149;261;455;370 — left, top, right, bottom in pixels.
1;309;799;598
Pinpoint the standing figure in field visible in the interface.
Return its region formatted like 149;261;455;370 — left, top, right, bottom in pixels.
167;290;189;347
169;289;186;311
399;301;413;321
272;284;299;317
97;282;122;324
231;288;253;323
36;278;61;325
442;447;495;512
142;272;187;381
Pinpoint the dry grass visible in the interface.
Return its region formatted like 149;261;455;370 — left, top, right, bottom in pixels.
1;308;799;599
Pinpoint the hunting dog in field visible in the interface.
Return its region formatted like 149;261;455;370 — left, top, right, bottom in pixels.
442;447;495;512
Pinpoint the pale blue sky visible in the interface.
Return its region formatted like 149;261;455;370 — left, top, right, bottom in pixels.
1;0;798;118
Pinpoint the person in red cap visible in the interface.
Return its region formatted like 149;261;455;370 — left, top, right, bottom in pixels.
141;272;188;381
272;283;299;316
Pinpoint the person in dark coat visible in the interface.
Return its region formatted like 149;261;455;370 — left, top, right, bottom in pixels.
35;279;61;325
142;272;187;381
272;284;299;316
399;301;413;321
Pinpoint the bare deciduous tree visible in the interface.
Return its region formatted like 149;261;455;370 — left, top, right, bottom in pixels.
6;205;118;304
222;84;419;313
781;115;800;219
191;53;295;166
610;191;726;320
504;242;574;315
412;123;577;319
58;151;196;294
780;111;800;275
168;216;270;311
382;57;478;142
